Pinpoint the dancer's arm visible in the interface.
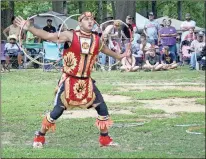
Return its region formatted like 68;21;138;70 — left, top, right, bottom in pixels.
15;16;72;43
99;40;127;61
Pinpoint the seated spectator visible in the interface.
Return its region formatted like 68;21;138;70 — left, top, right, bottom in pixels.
184;28;196;42
140;35;151;55
4;34;23;69
161;46;178;70
57;24;67;32
199;45;206;70
120;51;139;72
25;18;40;43
43;19;56;33
143;46;162;71
132;27;140;45
131;41;143;66
189;31;205;70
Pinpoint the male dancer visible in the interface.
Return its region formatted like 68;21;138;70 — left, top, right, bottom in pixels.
15;12;128;148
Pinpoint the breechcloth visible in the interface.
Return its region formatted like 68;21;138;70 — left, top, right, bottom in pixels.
50;79;109;120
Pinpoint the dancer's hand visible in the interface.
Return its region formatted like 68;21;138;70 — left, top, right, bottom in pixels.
15;16;31;30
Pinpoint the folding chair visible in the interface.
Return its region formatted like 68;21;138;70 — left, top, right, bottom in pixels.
23;43;43;69
42;41;63;72
0;42;10;72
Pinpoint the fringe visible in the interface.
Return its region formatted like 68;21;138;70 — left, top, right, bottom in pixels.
41;116;56;132
95;118;113;130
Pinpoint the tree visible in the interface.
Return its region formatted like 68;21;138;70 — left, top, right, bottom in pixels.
52;1;64;14
103;1;107;21
177;1;182;20
97;0;103;23
151;0;157;17
1;1;14;40
79;1;83;14
111;1;116;19
115;0;136;21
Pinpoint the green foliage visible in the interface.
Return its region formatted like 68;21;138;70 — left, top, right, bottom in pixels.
14;0;52;18
136;1;205;28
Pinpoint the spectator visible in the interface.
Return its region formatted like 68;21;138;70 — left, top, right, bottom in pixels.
132;17;137;31
176;34;182;64
161;46;178;70
140;35;151;55
162;19;167;27
159;19;177;56
122;15;133;44
132;27;141;45
120;51;139;72
144;12;160;45
180;13;196;43
184;28;196;42
3;16;20;41
131;40;143;66
25;19;40;43
102;20;123;71
4;34;23;69
143;46;162;71
189;31;205;70
43;19;56;33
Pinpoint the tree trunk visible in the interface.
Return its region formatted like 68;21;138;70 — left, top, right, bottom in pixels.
115;0;136;21
79;1;83;14
177;1;182;20
98;0;103;23
63;1;67;15
52;1;64;14
1;1;14;40
152;0;157;17
146;1;149;18
111;1;116;19
103;1;107;21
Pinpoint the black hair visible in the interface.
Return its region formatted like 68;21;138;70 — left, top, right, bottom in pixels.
11;16;16;23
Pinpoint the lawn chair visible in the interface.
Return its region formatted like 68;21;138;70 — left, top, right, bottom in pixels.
23;43;43;69
42;41;63;72
1;42;10;72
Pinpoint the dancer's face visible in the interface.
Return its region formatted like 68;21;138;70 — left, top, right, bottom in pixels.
79;16;94;32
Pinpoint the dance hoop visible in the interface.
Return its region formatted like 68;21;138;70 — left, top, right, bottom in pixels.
96;19;132;68
18;13;67;65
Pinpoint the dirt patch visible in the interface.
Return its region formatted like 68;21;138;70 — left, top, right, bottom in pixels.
61;109;133;119
118;86;205;92
102;94;132;103
140;113;178;119
115;82;204;86
140;98;205;113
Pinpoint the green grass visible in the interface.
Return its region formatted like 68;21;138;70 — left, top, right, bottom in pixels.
195;98;205;106
110;89;205;100
1;67;205;158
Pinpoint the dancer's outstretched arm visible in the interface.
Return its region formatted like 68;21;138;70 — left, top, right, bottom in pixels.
15;16;72;43
99;40;128;61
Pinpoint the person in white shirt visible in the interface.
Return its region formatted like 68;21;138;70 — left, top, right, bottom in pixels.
189;31;205;70
180;13;196;43
4;34;23;68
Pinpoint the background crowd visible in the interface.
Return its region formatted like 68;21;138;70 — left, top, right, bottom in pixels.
1;11;205;73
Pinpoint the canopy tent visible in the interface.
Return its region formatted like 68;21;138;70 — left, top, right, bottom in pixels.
156;16;204;32
33;11;78;30
135;12;148;30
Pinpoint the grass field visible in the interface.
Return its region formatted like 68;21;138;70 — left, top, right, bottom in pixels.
1;66;205;158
